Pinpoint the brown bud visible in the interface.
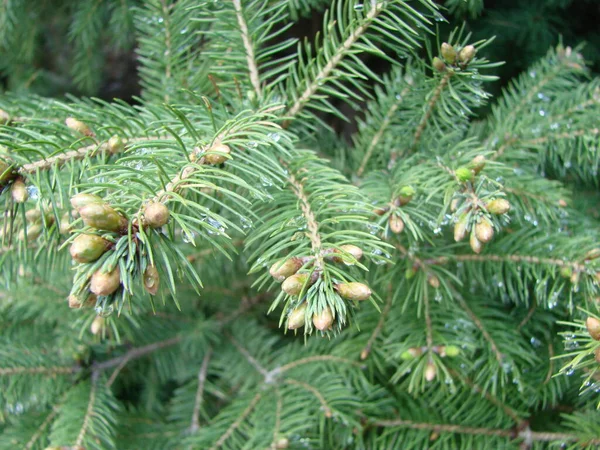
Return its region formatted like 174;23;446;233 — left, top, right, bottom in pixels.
269;257;303;282
79;203;127;233
428;275;440;289
66;117;94;136
584;248;600;261
441;43;457;64
486;199;510;215
425;362;436;382
68;293;96;309
313;306;334;331
90;316;105;335
0;109;10;124
459;45;476;63
18;223;42;242
454;214;468;242
70;193;103;210
469;155;486;174
335;282;372;301
558;199;567;208
143;202;169;228
389;214;404;234
70;234;109;263
282;273;309;296
25;208;42;223
90;267;121;296
373;206;388;216
204;143;231;165
334;244;363;265
60;213;72;234
10;180;28;203
433;56;446;72
107;135;124;154
586;317;600;341
143;265;160;295
470;231;483;254
287;303;307;330
475;220;494;243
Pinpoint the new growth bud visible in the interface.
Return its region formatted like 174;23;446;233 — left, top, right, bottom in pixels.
486;199;510;215
470;230;483;254
432;57;446;72
0;109;10;124
455;167;474;183
18;223;42;242
282;273;309;296
79;203;127;233
389;214;404;234
107;135;125;154
398;186;416;205
474;220;494;243
205;143;231;165
454;214;468;242
91;316;105;335
334;244;363;265
459;45;476;64
425;362;437;382
10;179;28;203
313;306;334;331
586;317;600;341
70;193;103;210
65;117;94;136
90;267;121;296
335;282;372;301
441;43;457;64
143;202;169;228
469;155;486;174
70;234;109;263
287;303;307;330
269;258;303;282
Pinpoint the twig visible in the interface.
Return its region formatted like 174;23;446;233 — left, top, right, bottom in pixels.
233;0;262;97
0;365;78;375
75;371;99;447
284;378;332;418
190;348;213;433
23;407;59;450
361;283;393;360
228;334;269;378
456;295;503;365
517;299;537;331
209;393;262;450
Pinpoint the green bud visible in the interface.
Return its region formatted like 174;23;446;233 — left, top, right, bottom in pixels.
70;193;103;210
398;186;416;205
475;220;494;243
455;167;474;183
18;223;42;242
60;213;72;234
405;267;417;279
335;282;372;301
432;56;446;72
454;214;468;242
70;234;109;263
270;257;303;282
66;117;94;136
468;155;486;174
586;317;600;341
10;179;28;203
204;143;231;165
559;266;572;279
459;45;476;63
334;244;363;265
143;202;169;228
275;437;290;449
0;109;10;124
312;306;334;331
469;230;483;254
287;303;307;330
444;345;460;357
143;265;160;295
79;203;127;233
282;273;309;296
441;42;457;64
90;267;121;296
389;214;404;234
486;198;510;215
400;348;422;360
107;135;124;154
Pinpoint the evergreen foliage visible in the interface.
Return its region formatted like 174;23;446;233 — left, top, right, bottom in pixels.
1;1;599;449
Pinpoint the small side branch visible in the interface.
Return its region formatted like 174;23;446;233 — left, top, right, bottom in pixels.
285;379;332;418
0;365;78;376
75;371;99;447
24;407;59;450
361;284;393;360
422;253;587;273
456;295;503;365
190;348;213;433
228;335;269;378
209;393;262;450
232;0;262;97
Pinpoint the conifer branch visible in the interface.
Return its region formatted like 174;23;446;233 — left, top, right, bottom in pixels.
357;86;409;177
517;299;537;331
190;348;213;433
544;342;554;385
232;0;262;97
75;371;99;447
92;337;182;372
284;378;332;417
24;407;59;450
159;0;173;103
283;1;384;123
361;284;393;360
275;355;361;375
422;253;587;273
0;365;78;375
209;392;262;450
456;295;503;364
423;282;434;352
272;388;283;444
228;334;269;378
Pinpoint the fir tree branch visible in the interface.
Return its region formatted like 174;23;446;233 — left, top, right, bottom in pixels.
190;348;213;433
423;281;434;352
422;253;587;273
75;371;99;447
284;378;332;418
0;366;78;375
517;299;537;331
544;342;554;385
209;392;262;450
356;86;409;177
232;0;262;97
159;0;173;103
371;419;600;444
24;407;59;450
283;0;384;124
361;283;393;360
456;295;504;364
92;336;182;372
272;388;283;444
228;334;269;378
274;355;361;375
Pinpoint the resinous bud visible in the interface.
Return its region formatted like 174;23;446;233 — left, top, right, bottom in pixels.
454;214;468;242
79;203;127;233
66;117;94;136
204;143;231;165
459;45;476;63
486;198;510;215
269;257;303;281
90;267;121;296
398;186;416;205
143;202;169;228
475;220;494;243
469;155;486;174
335;282;372;301
287;303;307;330
389;214;404;234
428;275;440;289
143;265;160;295
312;306;334;331
586;317;600;341
432;56;446;72
70;234;109;263
11;179;28;203
441;43;457;64
282;273;309;296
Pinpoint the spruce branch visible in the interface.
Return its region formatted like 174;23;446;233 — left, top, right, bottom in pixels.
190;348;213;433
209;392;262;450
232;0;262;97
360;283;393;360
75;371;99;448
284;378;333;417
23;407;59;450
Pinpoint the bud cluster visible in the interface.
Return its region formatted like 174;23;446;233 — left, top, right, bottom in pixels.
433;42;477;73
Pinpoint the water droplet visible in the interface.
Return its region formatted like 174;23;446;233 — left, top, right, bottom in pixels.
539;110;546;117
183;231;196;243
239;216;253;229
247;141;258;149
529;70;537;78
26;185;39;200
268;132;281;142
530;337;541;347
353;3;364;11
95;304;114;318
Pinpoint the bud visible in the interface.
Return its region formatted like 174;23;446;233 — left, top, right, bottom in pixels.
107;135;124;154
586;317;600;341
558;199;567;208
90;267;121;296
459;45;476;63
60;213;72;234
559;266;572;279
470;231;483;254
335;282;372;301
584;248;600;261
282;273;309;296
143;202;169;228
312;306;334;331
450;198;460;212
455;167;474;183
441;42;457;64
444;345;460;357
79;203;127;233
0;109;10;124
389;214;404;234
25;208;42;223
204;143;231;165
454;214;468;242
401;347;422;360
486;198;510;215
570;271;579;285
269;257;303;281
398;186;416;205
428;275;440;289
469;155;486;174
10;179;28;203
70;234;109;263
70;193;103;210
18;223;42;242
474;220;494;243
405;267;417;279
90;316;105;335
425;362;436;382
65;117;94;136
68;293;96;309
373;206;388;216
334;244;363;265
275;437;290;449
595;347;600;364
432;56;446;72
287;303;307;330
143;265;160;295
